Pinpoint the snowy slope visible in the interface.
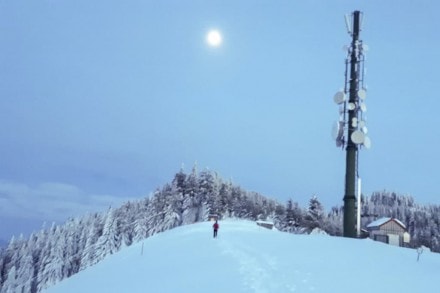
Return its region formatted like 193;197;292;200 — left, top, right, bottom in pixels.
44;220;440;293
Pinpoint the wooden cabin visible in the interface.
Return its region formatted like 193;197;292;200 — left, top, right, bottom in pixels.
366;217;410;247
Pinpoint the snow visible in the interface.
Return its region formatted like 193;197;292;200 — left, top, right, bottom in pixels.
367;217;392;228
367;217;406;229
44;220;440;293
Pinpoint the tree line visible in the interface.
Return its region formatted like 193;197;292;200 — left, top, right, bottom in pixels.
1;167;439;292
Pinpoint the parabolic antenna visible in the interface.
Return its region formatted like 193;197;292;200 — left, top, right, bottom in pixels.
361;126;368;134
363;136;371;149
348;103;356;110
351;117;358;127
333;91;346;104
358;89;367;100
351;130;365;144
360;103;367;112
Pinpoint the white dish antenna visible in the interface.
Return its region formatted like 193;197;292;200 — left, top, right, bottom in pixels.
358;89;367;100
333;91;346;104
351;117;358;127
363;136;371;149
360;103;367;112
361;126;368;134
348;103;356;110
351;130;365;144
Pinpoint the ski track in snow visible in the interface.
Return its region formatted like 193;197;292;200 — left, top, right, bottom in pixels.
217;235;315;292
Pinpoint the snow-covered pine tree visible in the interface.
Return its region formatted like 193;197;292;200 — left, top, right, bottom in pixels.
218;180;232;217
118;201;136;247
95;208;121;260
161;184;182;231
36;224;62;291
80;213;104;270
325;206;343;236
305;195;324;231
15;252;34;293
134;198;151;242
282;199;304;233
1;234;27;293
1;265;16;293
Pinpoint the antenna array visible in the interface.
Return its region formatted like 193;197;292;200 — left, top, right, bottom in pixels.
333;18;370;150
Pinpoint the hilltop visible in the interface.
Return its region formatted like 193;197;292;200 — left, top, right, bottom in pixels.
44;220;440;293
1;168;440;292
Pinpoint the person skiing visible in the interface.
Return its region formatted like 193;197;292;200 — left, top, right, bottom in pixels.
213;220;219;238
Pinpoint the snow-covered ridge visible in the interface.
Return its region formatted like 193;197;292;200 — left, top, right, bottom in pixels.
2;170;440;293
44;220;440;293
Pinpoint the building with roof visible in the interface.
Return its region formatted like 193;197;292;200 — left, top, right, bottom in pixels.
366;217;411;247
256;220;274;230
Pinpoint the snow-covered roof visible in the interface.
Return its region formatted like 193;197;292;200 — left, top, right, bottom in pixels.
256;220;274;225
367;217;406;229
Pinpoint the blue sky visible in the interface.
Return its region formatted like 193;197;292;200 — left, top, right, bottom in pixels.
1;0;439;240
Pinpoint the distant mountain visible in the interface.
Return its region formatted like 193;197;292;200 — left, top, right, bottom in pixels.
0;239;7;248
44;220;440;293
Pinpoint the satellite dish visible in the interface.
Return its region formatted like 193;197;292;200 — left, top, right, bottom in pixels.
348;103;356;110
351;117;358;127
358;89;367;100
360;103;367;112
351;130;365;144
361;126;368;134
363;136;371;149
333;91;346;104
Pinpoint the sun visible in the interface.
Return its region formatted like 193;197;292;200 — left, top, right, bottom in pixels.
206;30;222;47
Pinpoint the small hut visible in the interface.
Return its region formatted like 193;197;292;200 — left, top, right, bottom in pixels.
208;214;218;222
366;217;410;247
256;220;274;230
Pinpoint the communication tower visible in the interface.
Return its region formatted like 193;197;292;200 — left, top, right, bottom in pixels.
332;11;371;238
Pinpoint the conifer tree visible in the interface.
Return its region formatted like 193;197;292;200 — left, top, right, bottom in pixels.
305;196;324;231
